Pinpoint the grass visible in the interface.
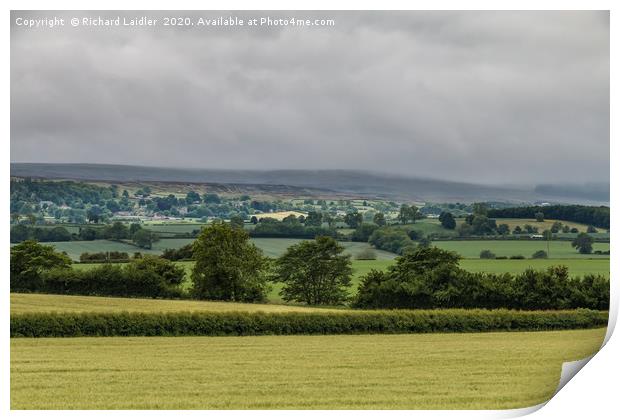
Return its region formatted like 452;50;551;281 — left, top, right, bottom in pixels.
433;240;610;259
45;238;399;261
11;328;605;409
10;293;336;315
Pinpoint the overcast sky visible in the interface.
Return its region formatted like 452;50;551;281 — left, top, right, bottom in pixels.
11;11;609;185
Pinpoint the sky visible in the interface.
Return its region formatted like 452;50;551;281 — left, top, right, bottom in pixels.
11;11;609;185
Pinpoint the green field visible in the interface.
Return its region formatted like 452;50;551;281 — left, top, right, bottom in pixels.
11;328;605;409
44;238;398;261
433;240;610;259
10;293;336;315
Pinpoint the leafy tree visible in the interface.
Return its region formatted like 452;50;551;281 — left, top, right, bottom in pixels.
369;227;415;254
587;225;598;233
534;212;544;222
497;224;510;235
132;228;159;249
191;221;270;302
438;212;456;229
570;227;579;233
513;225;523;234
11;240;72;291
305;211;323;227
129;223;142;236
398;205;421;224
250;216;258;224
472;202;489;216
550;221;563;233
351;223;379;242
344;212;363;228
272;236;352;305
79;227;99;241
86;205;103;223
229;215;245;229
532;250;548;259
186;191;201;204
479;250;496;259
418;237;432;248
373;212;386;226
572;233;594;254
102;221;129;240
106;200;121;213
123;256;186;297
203;193;221;204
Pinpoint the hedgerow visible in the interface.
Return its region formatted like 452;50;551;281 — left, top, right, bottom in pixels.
10;309;608;338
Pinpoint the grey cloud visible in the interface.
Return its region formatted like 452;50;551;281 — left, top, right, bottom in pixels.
11;10;609;185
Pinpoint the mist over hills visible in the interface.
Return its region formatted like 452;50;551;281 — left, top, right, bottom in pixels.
10;163;609;205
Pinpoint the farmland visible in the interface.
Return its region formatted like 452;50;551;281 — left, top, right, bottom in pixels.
432;240;610;259
69;256;608;304
10;176;610;410
27;236;610;262
11;328;605;409
10;293;336;315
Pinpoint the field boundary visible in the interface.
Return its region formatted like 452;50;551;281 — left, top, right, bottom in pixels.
10;309;608;338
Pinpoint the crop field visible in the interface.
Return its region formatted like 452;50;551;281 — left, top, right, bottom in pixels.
10;328;605;409
490;218;602;233
397;220;459;237
141;223;204;234
432;240;610;259
10;293;335;314
252;211;307;221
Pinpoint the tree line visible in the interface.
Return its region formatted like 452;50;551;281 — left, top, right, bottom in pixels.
487;205;609;229
11;224;608;310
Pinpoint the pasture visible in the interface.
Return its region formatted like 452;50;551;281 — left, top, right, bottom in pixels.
432;240;610;259
48;238;398;261
11;328;605;409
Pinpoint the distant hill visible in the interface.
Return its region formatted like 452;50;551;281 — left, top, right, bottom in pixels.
10;163;609;205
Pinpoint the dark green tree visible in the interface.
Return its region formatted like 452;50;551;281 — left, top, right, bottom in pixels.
272;236;352;305
191;221;270;302
229;215;245;229
373;212;386;226
438;212;456;230
572;233;594;254
132;229;159;249
305;211;323;227
534;212;544;222
186;191;201;204
10;240;72;291
344;212;363;229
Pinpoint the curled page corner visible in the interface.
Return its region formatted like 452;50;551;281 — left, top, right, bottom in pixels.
554;355;596;396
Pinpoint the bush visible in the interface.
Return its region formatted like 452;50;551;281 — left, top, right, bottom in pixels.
531;250;548;259
79;251;129;262
30;256;185;298
10;309;608;338
495;256;508;260
355;249;377;260
479;250;496;259
509;255;525;260
368;227;414;254
353;247;609;311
